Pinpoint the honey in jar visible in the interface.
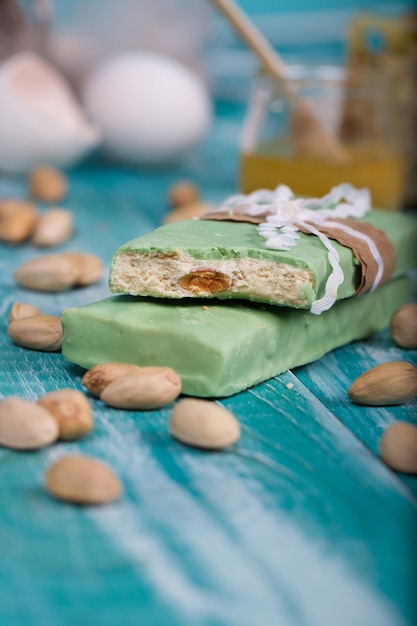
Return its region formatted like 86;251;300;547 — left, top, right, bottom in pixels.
239;66;406;210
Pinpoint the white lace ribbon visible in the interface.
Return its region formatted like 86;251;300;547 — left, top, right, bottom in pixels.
217;184;380;314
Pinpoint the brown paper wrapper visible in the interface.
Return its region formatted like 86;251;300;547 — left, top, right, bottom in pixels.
200;210;396;296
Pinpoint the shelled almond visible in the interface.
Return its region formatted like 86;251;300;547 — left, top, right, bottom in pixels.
29;166;67;203
168;180;200;207
169;398;241;450
348;361;417;406
164;179;214;223
0;200;38;243
0;199;26;219
8;301;42;323
13;252;103;292
31;208;73;247
0;391;121;503
0;166;72;248
0;397;59;450
100;367;182;410
379;421;417;474
37;389;94;440
61;252;104;285
8;314;63;351
390;304;417;349
13;255;78;291
45;455;122;504
82;362;143;397
178;269;232;294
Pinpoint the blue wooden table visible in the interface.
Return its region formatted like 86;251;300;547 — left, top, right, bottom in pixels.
1;102;416;626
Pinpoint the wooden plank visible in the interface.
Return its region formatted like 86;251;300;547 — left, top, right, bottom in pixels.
0;104;416;626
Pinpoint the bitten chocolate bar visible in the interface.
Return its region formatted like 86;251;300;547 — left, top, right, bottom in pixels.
109;188;417;312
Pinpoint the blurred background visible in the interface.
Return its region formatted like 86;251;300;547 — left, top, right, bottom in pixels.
0;0;416;207
3;1;415;96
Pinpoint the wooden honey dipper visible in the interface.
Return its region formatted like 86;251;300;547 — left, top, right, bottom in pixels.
210;0;348;163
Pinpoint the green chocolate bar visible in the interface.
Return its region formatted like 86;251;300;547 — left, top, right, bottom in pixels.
62;276;413;398
108;211;417;309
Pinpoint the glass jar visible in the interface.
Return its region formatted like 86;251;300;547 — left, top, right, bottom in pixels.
239;65;407;210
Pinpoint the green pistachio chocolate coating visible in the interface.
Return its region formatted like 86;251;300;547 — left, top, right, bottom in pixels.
109;211;417;306
62;276;413;398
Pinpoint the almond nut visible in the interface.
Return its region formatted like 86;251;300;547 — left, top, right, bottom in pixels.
8;314;62;351
169;398;241;449
100;367;181;410
0;397;59;449
178;269;232;294
31;208;73;247
379;421;417;474
0;201;38;243
82;362;143;397
62;252;104;285
348;361;417;406
0;199;31;219
14;254;79;291
168;181;200;207
29;166;67;203
390;304;417;349
9;301;42;323
45;455;122;504
38;389;93;440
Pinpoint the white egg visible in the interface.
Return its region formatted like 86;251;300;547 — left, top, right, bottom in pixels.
0;52;100;174
82;52;212;164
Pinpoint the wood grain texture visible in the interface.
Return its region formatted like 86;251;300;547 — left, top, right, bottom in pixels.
0;103;416;626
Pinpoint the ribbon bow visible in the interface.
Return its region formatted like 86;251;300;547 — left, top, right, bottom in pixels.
204;184;389;315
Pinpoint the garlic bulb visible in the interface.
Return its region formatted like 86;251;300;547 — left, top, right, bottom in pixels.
0;52;100;173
